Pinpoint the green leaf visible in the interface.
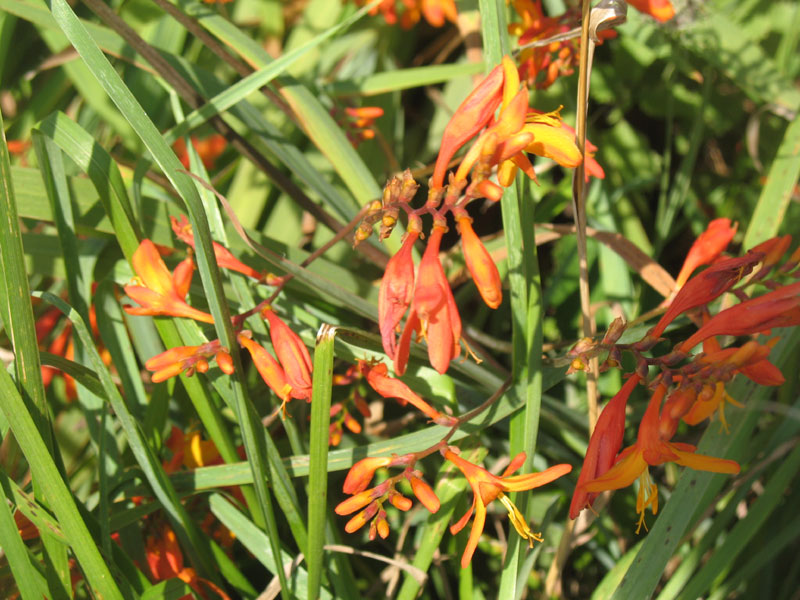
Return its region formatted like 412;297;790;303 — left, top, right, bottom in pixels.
306;324;336;600
743;114;800;248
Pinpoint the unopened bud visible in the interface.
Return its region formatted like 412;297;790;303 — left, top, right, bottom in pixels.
216;350;234;375
602;317;627;345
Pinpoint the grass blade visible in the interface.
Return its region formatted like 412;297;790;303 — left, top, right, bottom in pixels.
306;324;336;600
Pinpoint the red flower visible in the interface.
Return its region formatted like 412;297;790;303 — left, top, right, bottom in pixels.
262;307;313;400
569;375;639;518
410;224;462;374
582;384;739;532
678;281;800;351
124;239;214;323
432;62;505;189
445;449;571;567
649;252;763;339
378;230;419;357
145;341;233;383
237;332;293;403
173;134;226;169
674;218;738;289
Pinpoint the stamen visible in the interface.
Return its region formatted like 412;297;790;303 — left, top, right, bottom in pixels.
634;470;659;534
498;493;543;547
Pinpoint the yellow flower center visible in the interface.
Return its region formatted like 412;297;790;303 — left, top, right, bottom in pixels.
498;492;543;548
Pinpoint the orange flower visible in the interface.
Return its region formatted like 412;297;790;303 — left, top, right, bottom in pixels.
432;62;505;189
261;307;313;400
674;218;738;289
237;333;293;404
171;215;270;282
509;0;578;89
570;375;639;518
359;360;456;425
145;526;231;600
445;449;571;567
378;230;419;357
342;106;384;145
343;456;396;495
457;216;502;309
411;224;462;374
173;134;226;169
583;384;739;532
124;239;215;323
627;0;675;22
145;341;233;383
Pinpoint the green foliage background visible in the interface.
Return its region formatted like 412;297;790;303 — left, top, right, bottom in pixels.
0;0;799;598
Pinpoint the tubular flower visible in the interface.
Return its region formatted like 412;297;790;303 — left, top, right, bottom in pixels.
261;307;313;400
432;62;505;189
124;239;214;323
570;375;640;518
649;252;764;339
359;360;456;425
343;456;397;495
237;332;293;404
457;216;503;308
171;215;276;283
378;230;419;357
627;0;675;22
411;223;462;374
454;77;534;186
677;281;800;352
583;384;740;533
444;449;571;567
674;218;738;289
145;341;233;383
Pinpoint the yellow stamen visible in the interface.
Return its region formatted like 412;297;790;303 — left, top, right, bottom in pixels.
498;492;543;548
635;470;659;534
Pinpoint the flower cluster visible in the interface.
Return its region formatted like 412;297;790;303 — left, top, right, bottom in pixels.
122;222;312;416
364;55;600;376
351;0;457;29
568;225;800;530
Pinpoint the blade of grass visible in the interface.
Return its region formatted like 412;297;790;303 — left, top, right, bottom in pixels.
163;2;375;144
209;493;334;600
32;131;118;560
0;470;50;600
34;290;218;583
677;441;800;600
45;2;291;592
306;324;336;600
478;3;546;596
742;113;800;248
0;362;124;599
2;108;75;599
325;62;486;96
